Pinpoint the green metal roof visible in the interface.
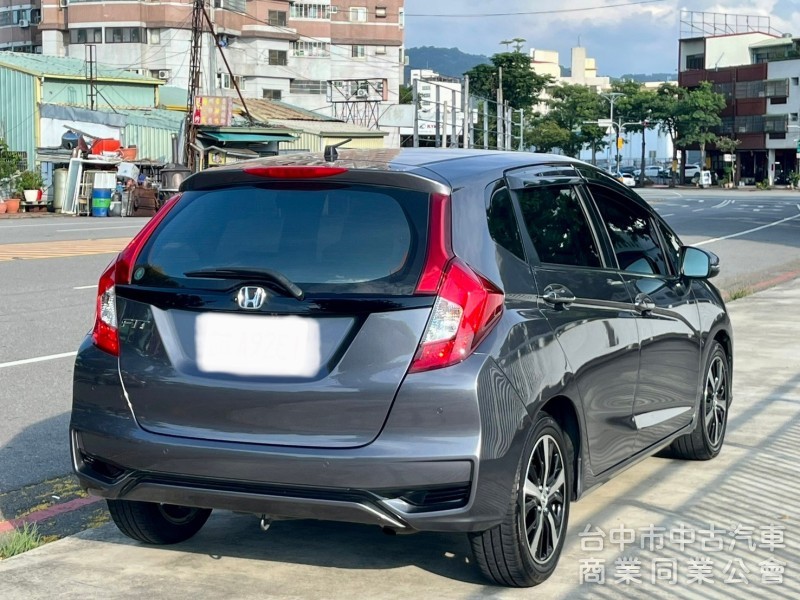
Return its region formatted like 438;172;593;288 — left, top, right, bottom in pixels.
200;131;298;143
118;108;186;129
158;85;188;108
0;52;162;83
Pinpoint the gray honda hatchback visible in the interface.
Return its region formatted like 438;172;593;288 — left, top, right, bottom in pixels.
71;149;732;587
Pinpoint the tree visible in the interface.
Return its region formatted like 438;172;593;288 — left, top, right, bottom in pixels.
679;81;726;173
464;52;552;110
715;136;741;185
399;84;414;104
526;116;570;153
612;81;658;185
651;83;687;186
545;84;606;158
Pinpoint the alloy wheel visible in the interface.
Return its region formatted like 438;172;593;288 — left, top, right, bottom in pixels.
522;434;567;564
704;355;728;448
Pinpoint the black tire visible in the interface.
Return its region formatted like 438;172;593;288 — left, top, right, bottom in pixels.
469;412;572;587
106;499;212;545
670;342;730;460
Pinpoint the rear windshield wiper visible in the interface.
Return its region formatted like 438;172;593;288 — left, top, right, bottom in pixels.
184;268;305;301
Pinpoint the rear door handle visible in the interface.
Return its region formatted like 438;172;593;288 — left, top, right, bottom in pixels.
634;293;656;314
542;284;576;307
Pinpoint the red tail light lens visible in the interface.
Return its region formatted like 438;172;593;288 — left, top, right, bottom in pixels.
409;259;504;373
91;194;182;356
415;192;452;294
243;166;349;179
92;261;119;356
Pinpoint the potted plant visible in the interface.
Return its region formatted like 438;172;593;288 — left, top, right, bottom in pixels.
722;166;734;189
789;171;800;190
16;169;44;203
4;193;20;213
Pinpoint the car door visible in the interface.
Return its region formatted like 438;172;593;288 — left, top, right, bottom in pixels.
585;180;702;452
507;165;641;475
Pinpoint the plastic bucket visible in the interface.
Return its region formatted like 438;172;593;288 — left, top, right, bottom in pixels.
92;188;112;217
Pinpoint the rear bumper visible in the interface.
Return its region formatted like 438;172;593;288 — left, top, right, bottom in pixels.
71;340;530;533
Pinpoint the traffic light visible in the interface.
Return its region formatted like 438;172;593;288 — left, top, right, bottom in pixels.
617;137;624;150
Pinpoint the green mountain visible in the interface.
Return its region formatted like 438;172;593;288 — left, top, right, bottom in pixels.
405;46;490;80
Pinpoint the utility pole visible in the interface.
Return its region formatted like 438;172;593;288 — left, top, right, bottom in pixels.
497;67;503;150
483;100;489;149
412;78;419;148
450;89;458;148
518;108;524;151
185;0;205;170
462;75;470;149
185;0;253;170
600;92;624;171
435;84;441;148
639;111;652;187
85;44;97;111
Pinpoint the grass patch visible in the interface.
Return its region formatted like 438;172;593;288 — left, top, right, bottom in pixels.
0;522;44;559
727;287;754;301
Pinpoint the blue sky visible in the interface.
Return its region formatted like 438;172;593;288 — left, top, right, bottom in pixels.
404;0;800;76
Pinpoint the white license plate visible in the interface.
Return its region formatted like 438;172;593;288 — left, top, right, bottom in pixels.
195;313;321;377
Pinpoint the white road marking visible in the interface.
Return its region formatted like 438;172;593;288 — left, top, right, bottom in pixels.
693;209;704;212
55;226;141;233
73;285;96;290
0;221;118;229
661;213;675;217
0;351;78;369
696;205;800;246
712;199;731;209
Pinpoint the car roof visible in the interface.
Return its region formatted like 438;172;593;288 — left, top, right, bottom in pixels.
184;148;577;190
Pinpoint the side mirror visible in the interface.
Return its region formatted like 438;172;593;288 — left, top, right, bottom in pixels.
680;246;720;279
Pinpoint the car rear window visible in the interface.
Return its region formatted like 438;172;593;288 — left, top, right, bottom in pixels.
132;183;430;295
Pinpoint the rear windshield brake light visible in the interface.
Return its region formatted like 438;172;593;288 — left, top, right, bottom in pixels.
243;166;349;179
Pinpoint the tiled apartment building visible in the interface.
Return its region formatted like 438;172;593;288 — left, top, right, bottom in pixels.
0;1;405;114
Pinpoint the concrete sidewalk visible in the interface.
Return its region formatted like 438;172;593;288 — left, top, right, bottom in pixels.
1;280;799;599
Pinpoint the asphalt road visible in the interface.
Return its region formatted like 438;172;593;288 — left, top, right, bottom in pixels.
0;193;799;494
639;188;800;291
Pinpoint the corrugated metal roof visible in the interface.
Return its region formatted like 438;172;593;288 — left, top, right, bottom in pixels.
0;52;161;83
117;108;185;129
268;119;386;137
750;37;795;48
234;98;337;122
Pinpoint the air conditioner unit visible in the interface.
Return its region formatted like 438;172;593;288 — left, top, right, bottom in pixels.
356;88;368;98
157;69;170;79
19;19;29;28
59;0;68;7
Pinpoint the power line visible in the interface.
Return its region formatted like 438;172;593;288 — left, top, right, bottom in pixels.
406;0;666;18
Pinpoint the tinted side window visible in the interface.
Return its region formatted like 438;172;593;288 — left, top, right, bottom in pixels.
657;220;682;275
487;187;525;260
515;185;602;268
589;184;668;276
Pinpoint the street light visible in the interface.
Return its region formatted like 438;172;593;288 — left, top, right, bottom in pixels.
600;92;624;172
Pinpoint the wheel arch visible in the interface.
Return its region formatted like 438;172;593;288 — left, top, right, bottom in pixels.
538;395;583;501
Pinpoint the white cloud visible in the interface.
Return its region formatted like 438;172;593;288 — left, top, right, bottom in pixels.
405;0;800;75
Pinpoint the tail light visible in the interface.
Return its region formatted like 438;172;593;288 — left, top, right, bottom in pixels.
91;194;182;356
243;166;348;179
409;193;504;373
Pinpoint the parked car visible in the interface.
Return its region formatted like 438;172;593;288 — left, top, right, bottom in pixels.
684;163;702;183
71;149;732;588
612;171;637;186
